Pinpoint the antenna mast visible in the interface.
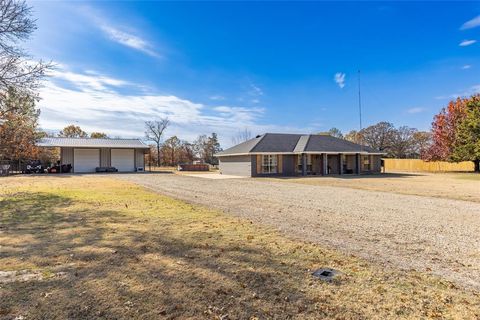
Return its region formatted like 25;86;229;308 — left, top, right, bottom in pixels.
357;70;363;132
357;70;363;151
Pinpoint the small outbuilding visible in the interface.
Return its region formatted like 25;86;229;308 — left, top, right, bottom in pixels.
215;133;385;177
37;137;149;173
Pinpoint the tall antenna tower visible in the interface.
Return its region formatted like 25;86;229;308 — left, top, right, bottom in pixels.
357;70;363;132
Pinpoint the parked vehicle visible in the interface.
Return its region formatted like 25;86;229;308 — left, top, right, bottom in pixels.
48;163;72;173
25;160;44;174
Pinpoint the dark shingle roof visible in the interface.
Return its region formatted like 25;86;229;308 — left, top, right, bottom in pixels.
37;137;149;149
305;135;377;153
216;134;264;155
216;133;382;156
251;133;302;153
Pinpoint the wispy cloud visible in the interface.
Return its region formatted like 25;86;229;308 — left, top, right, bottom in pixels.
407;107;425;114
100;25;159;57
461;15;480;30
38;65;296;146
459;39;477;47
247;83;264;104
436;84;480;100
209;95;225;101
462;65;472;70
334;72;346;88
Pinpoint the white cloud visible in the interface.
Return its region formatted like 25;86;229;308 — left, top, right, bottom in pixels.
435;84;480;101
462;64;472;69
37;66;294;146
100;25;159;57
459;39;477;47
334;73;346;88
461;15;480;30
249;83;264;96
209;95;225;101
407;107;425;114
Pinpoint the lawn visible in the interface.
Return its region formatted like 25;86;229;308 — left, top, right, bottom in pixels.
265;172;480;203
1;176;479;319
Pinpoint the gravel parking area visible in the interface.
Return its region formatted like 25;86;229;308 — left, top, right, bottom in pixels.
117;173;480;290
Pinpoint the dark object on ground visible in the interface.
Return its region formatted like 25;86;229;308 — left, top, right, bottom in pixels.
47;164;72;173
178;164;209;171
95;167;118;173
312;268;340;282
25;160;44;174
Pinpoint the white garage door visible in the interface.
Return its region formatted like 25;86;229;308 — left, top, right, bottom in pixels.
111;149;135;172
74;149;100;173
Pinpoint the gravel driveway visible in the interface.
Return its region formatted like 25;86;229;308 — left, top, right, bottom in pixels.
116;173;480;290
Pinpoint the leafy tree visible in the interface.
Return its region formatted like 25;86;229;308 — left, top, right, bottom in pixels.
206;133;222;165
411;131;431;159
389;126;418;158
0;0;51;96
145;118;170;166
59;125;88;138
193;133;222;165
327;127;344;139
344;130;363;144
0;87;40;160
451;95;480;172
162;135;181;166
360;122;396;153
423;97;468;161
90;132;108;139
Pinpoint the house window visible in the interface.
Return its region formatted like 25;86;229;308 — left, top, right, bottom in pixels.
297;154;313;173
262;155;278;174
362;155;370;171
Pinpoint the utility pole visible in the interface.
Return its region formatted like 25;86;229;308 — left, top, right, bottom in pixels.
357;70;363;152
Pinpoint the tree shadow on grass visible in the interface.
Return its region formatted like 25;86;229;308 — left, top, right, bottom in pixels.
0;190;471;319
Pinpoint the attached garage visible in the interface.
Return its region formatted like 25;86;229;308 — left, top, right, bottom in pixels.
218;155;252;176
37;137;149;173
74;149;100;173
111;149;135;172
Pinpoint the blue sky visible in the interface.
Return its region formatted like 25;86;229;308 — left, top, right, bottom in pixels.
27;1;480;146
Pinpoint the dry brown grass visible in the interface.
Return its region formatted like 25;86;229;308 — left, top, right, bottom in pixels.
265;172;480;203
1;176;479;319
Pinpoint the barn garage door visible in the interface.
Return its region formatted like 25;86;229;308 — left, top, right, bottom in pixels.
74;149;100;173
111;149;135;172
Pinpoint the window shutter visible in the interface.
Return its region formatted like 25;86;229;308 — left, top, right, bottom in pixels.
256;155;262;174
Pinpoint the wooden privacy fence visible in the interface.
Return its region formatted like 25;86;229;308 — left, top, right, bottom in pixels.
383;159;474;172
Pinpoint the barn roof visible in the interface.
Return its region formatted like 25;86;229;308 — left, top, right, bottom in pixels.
37;137;149;149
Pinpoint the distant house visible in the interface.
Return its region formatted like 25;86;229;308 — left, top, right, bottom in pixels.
215;133;384;177
37;137;149;173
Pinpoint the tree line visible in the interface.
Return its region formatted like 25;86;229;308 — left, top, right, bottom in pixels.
325;123;431;159
144;118;222;166
0;1;478;171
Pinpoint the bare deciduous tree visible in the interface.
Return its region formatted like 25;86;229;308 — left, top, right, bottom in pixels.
0;0;51;99
145;118;170;166
231;128;252;145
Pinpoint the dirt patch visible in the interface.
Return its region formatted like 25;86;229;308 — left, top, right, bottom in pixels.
1;176;480;319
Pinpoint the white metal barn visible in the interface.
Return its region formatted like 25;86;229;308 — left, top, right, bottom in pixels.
38;137;149;173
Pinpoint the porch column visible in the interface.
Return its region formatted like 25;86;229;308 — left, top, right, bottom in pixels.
301;153;307;176
355;153;361;174
338;153;343;175
323;153;328;175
